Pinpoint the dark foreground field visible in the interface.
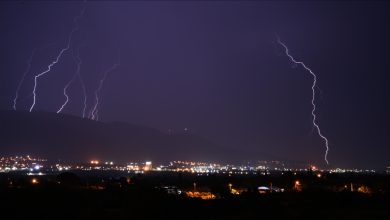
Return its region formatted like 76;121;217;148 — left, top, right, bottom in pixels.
1;186;389;220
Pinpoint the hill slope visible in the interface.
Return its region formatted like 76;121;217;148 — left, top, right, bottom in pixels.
0;110;226;163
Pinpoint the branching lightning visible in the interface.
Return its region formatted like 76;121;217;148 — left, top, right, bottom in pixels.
275;34;330;165
13;48;37;110
29;7;85;112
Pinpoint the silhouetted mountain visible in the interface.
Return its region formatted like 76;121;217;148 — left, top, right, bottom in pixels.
0;110;227;163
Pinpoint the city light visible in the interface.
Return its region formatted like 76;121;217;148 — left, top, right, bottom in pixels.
90;160;99;165
144;161;152;171
185;191;216;200
31;178;38;184
0;155;381;177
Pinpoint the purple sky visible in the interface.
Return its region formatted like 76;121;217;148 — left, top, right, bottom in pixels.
0;1;389;168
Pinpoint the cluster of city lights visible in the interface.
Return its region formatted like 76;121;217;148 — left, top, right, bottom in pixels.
0;155;381;197
0;156;383;176
0;155;45;172
90;160;100;165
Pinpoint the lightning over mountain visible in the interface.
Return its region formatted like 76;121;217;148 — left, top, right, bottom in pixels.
78;66;88;118
56;45;85;114
90;51;121;121
12;48;37;110
29;6;85;112
275;34;330;165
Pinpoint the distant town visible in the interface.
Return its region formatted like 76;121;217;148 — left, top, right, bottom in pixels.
1;155;389;199
0;155;382;175
1;154;389;220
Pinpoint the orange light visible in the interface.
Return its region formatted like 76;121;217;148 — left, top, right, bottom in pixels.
90;160;99;165
32;178;38;184
317;173;322;178
295;180;300;186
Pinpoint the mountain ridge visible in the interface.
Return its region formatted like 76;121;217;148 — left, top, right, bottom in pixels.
0;110;227;163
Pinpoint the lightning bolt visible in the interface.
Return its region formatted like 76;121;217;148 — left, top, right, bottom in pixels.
56;77;75;114
13;48;37;110
275;34;330;165
90;59;120;120
56;45;84;114
29;7;85;112
78;68;88;118
94;109;99;121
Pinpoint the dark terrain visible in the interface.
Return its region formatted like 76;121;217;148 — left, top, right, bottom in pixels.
0;171;389;220
0;110;254;163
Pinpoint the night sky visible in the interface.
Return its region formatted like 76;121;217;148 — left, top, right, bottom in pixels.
0;1;389;169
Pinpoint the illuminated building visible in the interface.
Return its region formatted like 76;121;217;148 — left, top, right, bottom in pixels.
185;191;216;200
144;161;152;171
258;186;270;194
357;185;371;194
157;186;182;195
294;180;302;191
126;163;140;171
